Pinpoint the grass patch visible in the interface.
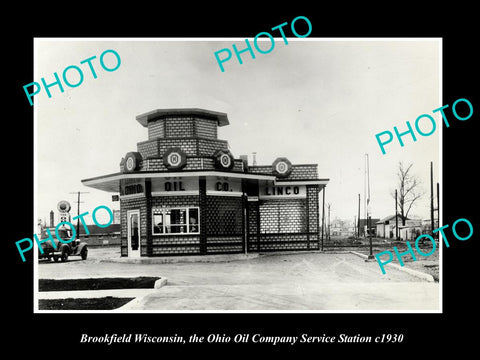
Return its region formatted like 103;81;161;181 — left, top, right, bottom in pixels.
39;277;160;292
39;297;134;310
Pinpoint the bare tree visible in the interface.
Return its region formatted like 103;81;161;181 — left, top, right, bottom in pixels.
392;162;424;226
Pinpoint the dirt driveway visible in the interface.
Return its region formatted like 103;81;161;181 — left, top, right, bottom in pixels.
36;247;440;311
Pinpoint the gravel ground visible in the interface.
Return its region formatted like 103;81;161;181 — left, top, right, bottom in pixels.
348;239;440;282
36;246;440;311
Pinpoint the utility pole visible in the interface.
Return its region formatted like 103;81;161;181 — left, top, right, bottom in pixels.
368;215;374;259
321;186;325;251
430;161;434;235
357;193;361;238
354;215;356;238
395;189;399;241
436;182;440;233
70;191;89;239
327;203;331;242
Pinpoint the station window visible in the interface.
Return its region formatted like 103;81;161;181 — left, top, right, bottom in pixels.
152;207;200;235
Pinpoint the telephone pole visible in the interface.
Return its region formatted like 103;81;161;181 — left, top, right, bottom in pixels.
357;193;361;238
70;191;89;239
327;203;331;241
395;189;399;241
430;161;434;235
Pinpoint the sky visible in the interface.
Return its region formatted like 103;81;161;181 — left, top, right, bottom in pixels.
35;38;441;227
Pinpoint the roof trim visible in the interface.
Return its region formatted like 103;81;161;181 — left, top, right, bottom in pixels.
81;171;277;192
136;108;229;127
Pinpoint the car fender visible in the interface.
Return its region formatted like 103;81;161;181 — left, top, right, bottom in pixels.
78;243;88;252
60;244;71;255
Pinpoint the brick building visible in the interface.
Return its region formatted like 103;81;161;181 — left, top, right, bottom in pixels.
82;108;329;257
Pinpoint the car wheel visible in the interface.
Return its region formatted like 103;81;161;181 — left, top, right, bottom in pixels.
81;247;88;260
60;248;69;262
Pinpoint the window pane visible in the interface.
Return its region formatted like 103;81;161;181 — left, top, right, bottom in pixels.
153;213;163;234
130;214;139;250
170;209;187;225
189;208;199;233
170;225;186;233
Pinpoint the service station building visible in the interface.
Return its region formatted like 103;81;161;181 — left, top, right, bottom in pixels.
82;109;329;257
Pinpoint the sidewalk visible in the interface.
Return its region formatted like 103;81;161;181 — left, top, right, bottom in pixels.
37;288;157;300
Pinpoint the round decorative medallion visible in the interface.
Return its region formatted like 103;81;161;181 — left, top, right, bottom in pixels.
213;150;234;170
163;147;187;170
123;152;143;173
272;157;292;177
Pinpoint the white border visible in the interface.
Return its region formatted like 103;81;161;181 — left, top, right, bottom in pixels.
33;37;442;314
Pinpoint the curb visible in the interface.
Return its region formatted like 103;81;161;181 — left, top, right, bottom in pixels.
37;277;168;300
101;253;259;264
350;251;435;282
154;278;168;289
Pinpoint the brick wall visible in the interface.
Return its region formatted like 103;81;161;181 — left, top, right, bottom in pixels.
259;199;306;233
159;138;197;156
195;118;217;139
197;138;229;156
137;138;231;160
247;189;320;252
206;196;243;235
148;120;165;139
140;157;243;172
248;164;318;180
248;234;317;251
150;195;201;255
307;186;319;234
165;117;194;138
137;139;159;158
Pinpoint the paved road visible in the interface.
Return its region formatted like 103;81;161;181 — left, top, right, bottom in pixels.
36;248;440;311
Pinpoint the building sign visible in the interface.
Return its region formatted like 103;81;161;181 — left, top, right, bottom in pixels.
120;179;145;197
206;177;242;196
259;184;306;199
151;178;199;196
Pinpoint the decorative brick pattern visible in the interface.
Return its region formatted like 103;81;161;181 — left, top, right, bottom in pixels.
198;139;229;156
165;117;194;138
248;233;319;252
140;157;242;173
206;244;243;254
159;138;197;156
206;196;243;235
150;195;199;210
148;120;165;139
307;186;319;233
259;199;306;233
149;196;200;256
137;139;159;158
151;236;200;246
248;164;318;180
195;118;217;139
152;246;200;255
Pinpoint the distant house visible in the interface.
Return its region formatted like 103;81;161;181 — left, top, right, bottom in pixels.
376;215;410;238
78;223;121;246
421;218;439;233
376;215;426;239
398;222;423;241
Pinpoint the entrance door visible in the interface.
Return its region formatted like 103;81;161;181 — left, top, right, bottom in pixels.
127;210;140;258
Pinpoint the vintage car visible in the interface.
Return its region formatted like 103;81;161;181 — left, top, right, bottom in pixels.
38;227;88;262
